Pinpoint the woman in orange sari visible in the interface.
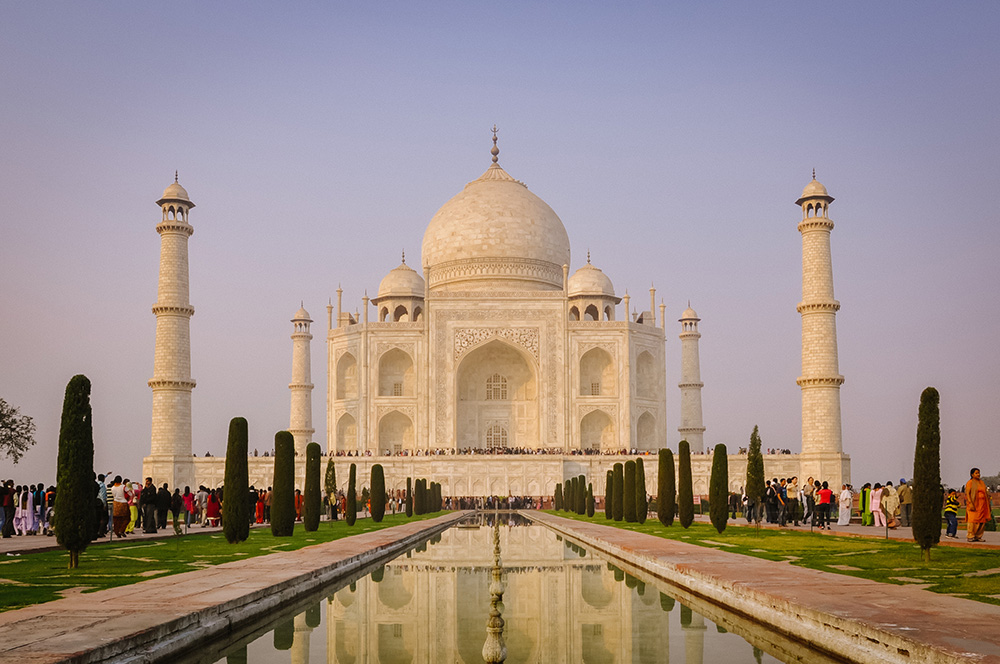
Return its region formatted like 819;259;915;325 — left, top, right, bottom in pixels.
965;467;990;542
255;490;265;524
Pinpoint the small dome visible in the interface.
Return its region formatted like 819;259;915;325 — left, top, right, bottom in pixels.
161;182;190;202
801;179;828;199
292;305;312;322
568;263;615;298
377;262;425;300
680;305;699;321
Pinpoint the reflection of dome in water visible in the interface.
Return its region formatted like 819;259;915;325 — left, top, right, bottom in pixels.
421;157;571;292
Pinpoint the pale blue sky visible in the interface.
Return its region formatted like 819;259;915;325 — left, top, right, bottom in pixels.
2;3;998;487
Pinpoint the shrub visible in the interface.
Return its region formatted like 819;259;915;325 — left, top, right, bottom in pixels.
636;457;648;524
746;426;765;523
346;463;357;526
405;477;413;516
709;443;729;534
658;448;676;526
370;464;386;522
54;374;95;569
612;463;624;521
623;461;637;522
912;387;942;559
223;417;250;543
678;440;694;528
303;442;321;531
324;457;337;521
271;431;295;536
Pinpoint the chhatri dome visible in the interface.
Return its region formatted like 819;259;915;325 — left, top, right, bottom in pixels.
421;129;571;292
567;254;616;298
796;171;834;205
377;253;426;299
157;172;193;205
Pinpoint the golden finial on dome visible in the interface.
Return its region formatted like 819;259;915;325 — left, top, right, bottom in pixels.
812;168;816;180
175;170;178;184
587;250;591;264
491;124;500;163
401;249;406;264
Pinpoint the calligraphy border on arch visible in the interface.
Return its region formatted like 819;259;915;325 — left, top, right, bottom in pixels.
454;327;540;363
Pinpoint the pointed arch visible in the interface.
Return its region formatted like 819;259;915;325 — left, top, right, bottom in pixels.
636;351;656;399
378;410;414;454
337;412;357;452
580;347;615;396
636;411;656;450
337;352;358;400
581;409;614;451
379;348;414;396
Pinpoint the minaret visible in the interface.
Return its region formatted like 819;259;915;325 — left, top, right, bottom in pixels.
289;304;315;458
678;304;706;453
145;174;196;490
796;174;846;486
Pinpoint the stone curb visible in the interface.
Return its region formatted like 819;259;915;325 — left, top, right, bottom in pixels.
527;512;1000;664
0;511;470;664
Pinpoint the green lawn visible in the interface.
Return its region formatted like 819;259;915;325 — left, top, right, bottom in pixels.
0;513;438;613
545;511;1000;606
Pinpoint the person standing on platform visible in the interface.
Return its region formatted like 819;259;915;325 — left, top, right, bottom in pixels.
965;468;990;542
897;479;913;527
944;489;960;539
837;484;853;526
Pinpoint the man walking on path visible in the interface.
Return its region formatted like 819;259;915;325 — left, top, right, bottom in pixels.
897;479;912;527
965;468;991;542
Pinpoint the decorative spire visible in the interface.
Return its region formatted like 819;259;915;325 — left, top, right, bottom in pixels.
401;249;406;265
812;168;816;180
587;250;591;264
491;124;500;164
174;170;178;184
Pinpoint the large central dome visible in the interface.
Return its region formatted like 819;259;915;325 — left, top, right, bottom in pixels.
421;159;571;292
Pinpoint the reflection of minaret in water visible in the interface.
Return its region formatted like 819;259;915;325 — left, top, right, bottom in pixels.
681;605;706;664
482;516;507;663
290;603;319;664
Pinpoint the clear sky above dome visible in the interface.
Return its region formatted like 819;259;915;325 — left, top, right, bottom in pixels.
2;3;998;487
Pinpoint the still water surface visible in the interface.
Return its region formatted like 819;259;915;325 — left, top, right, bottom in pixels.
186;514;818;663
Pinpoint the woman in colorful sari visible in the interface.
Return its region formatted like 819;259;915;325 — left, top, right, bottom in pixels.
859;483;873;526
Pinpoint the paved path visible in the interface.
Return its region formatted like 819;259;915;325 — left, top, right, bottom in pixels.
0;511;468;664
531;511;1000;664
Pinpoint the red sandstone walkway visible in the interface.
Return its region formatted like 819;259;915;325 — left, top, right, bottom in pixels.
531;511;1000;664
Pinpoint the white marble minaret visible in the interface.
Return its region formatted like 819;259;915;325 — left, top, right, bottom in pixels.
678;304;706;452
145;175;196;489
288;304;315;457
796;174;847;485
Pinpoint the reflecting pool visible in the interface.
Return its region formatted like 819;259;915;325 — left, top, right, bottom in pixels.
181;514;829;663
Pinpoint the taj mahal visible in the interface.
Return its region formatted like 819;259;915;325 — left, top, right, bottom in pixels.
142;132;850;497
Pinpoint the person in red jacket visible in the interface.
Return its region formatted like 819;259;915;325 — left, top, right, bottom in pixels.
815;481;834;530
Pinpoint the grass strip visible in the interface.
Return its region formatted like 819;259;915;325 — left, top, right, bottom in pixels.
0;513;439;613
545;511;1000;605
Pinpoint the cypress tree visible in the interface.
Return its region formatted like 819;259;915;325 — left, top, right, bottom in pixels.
223;417;250;543
305;602;321;629
370;464;386;522
746;425;765;523
658;448;676;526
324;457;338;521
678;440;694;528
659;592;675;612
604;470;613;519
270;431;295;536
912;387;942;560
405;477;413;516
346;463;357;526
577;474;587;514
612;463;624;521
54;374;95;569
273;619;294;651
565;477;573;512
709;443;729;534
624;461;637;522
554;483;563;510
414;478;424;515
303;442;321;531
586;483;595;517
636;457;648;524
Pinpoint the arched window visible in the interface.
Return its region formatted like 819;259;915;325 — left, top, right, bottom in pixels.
569;306;580;321
584;304;600;321
486;374;508;400
486;424;508;449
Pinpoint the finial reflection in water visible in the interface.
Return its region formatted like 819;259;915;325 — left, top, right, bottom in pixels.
482;513;507;663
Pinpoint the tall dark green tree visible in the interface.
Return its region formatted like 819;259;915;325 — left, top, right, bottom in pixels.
370;464;386;522
303;442;321;531
612;463;624;521
709;443;729;534
223;417;250;543
586;483;595;517
604;470;613;519
624;461;637;522
746;425;765;523
565;477;573;512
678;440;694;528
346;463;357;526
658;449;676;526
270;431;295;536
405;477;413;516
554;483;563;510
414;478;425;515
324;457;338;521
577;474;587;514
54;374;95;569
912;387;942;560
636;457;648;524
